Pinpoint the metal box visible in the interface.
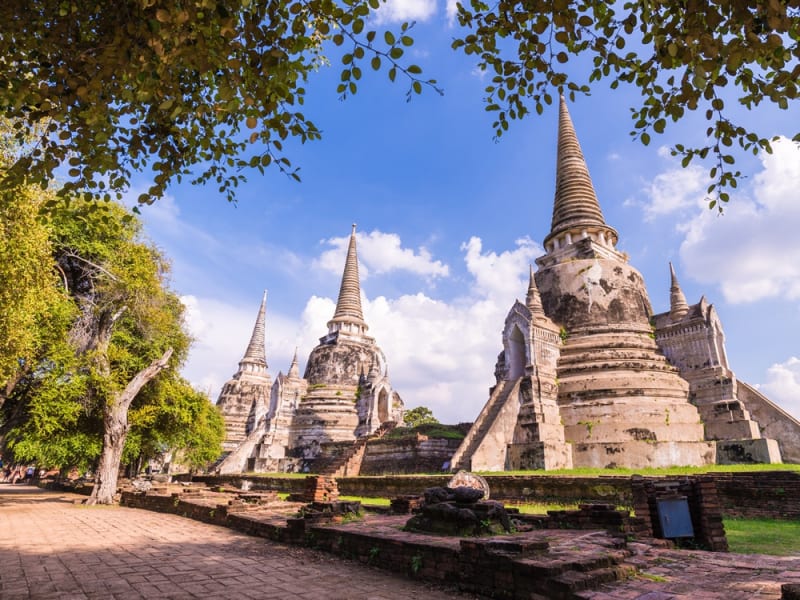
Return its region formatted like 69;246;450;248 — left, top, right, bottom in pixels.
656;497;694;538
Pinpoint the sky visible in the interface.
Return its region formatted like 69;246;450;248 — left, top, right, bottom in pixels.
130;2;800;424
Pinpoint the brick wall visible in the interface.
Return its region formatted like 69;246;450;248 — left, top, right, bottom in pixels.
710;471;800;519
189;471;800;520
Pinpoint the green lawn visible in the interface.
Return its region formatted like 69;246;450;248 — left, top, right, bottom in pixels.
724;517;800;555
339;495;391;506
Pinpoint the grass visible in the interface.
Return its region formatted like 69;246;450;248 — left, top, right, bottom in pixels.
480;463;800;477
724;517;800;555
384;423;466;441
507;502;580;514
339;495;391;506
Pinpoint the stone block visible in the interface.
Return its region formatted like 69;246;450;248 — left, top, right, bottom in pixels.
716;438;782;464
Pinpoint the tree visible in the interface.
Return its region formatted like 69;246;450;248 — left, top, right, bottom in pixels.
1;194;222;503
125;375;225;473
0;0;435;205
403;405;439;428
0;123;73;403
452;0;800;210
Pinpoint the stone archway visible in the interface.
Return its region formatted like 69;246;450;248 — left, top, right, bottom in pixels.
377;388;390;423
506;325;527;380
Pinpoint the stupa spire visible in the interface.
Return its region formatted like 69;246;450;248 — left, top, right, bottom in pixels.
287;347;300;379
543;96;618;253
669;262;690;320
526;265;544;316
240;290;268;371
328;224;368;334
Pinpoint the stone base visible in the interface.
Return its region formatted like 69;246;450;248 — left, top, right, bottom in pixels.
716;438;782;465
507;442;573;470
248;457;304;473
571;440;716;469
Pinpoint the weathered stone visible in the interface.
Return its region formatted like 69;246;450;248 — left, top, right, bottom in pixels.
407;486;512;536
215;291;272;457
653;278;786;463
130;479;152;492
214;227;405;474
448;470;491;500
451;486;484;503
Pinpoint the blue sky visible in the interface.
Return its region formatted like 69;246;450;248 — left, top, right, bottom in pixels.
130;4;800;424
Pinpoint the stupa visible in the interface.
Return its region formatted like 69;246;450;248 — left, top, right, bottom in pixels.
454;97;792;470
215;291;271;453
215;225;404;473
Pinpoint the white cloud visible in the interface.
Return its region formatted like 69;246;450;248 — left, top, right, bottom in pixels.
313;229;449;280
373;0;437;24
181;236;542;424
761;356;800;420
445;0;459;23
180;294;314;400
461;236;540;301
358;236;540;422
639;146;707;220
636;137;800;304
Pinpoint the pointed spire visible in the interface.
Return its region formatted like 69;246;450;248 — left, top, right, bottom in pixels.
526;265;544;316
669;262;690;320
328;224;368;334
238;291;268;375
287;347;300;379
543;96;618;251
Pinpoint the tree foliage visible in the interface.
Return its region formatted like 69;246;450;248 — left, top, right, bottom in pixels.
403;405;439;428
0;190;223;492
0;0;436;205
452;0;800;209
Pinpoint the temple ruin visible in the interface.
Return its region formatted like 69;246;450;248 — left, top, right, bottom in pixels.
454;96;797;470
215;225;404;473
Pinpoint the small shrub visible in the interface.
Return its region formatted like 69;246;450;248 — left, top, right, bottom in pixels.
410;553;423;575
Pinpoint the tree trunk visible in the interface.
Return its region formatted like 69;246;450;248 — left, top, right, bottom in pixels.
86;348;173;505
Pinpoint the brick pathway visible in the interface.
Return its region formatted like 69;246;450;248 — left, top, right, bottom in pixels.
0;485;472;599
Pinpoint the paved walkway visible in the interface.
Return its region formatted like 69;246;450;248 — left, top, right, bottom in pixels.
0;485;473;599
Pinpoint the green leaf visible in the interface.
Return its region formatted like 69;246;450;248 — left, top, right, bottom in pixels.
384;31;395;46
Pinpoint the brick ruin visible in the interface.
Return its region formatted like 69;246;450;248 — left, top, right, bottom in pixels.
215;225;404;474
454;96;798;471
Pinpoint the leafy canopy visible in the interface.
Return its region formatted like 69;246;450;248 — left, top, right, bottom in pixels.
2;192;223;472
403;405;439;428
0;0;436;205
452;0;800;210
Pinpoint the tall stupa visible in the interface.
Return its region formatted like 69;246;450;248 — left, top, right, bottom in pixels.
531;97;715;468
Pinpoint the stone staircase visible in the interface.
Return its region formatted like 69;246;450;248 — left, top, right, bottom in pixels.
315;421;398;477
450;379;519;471
206;451;231;473
213;418;268;474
